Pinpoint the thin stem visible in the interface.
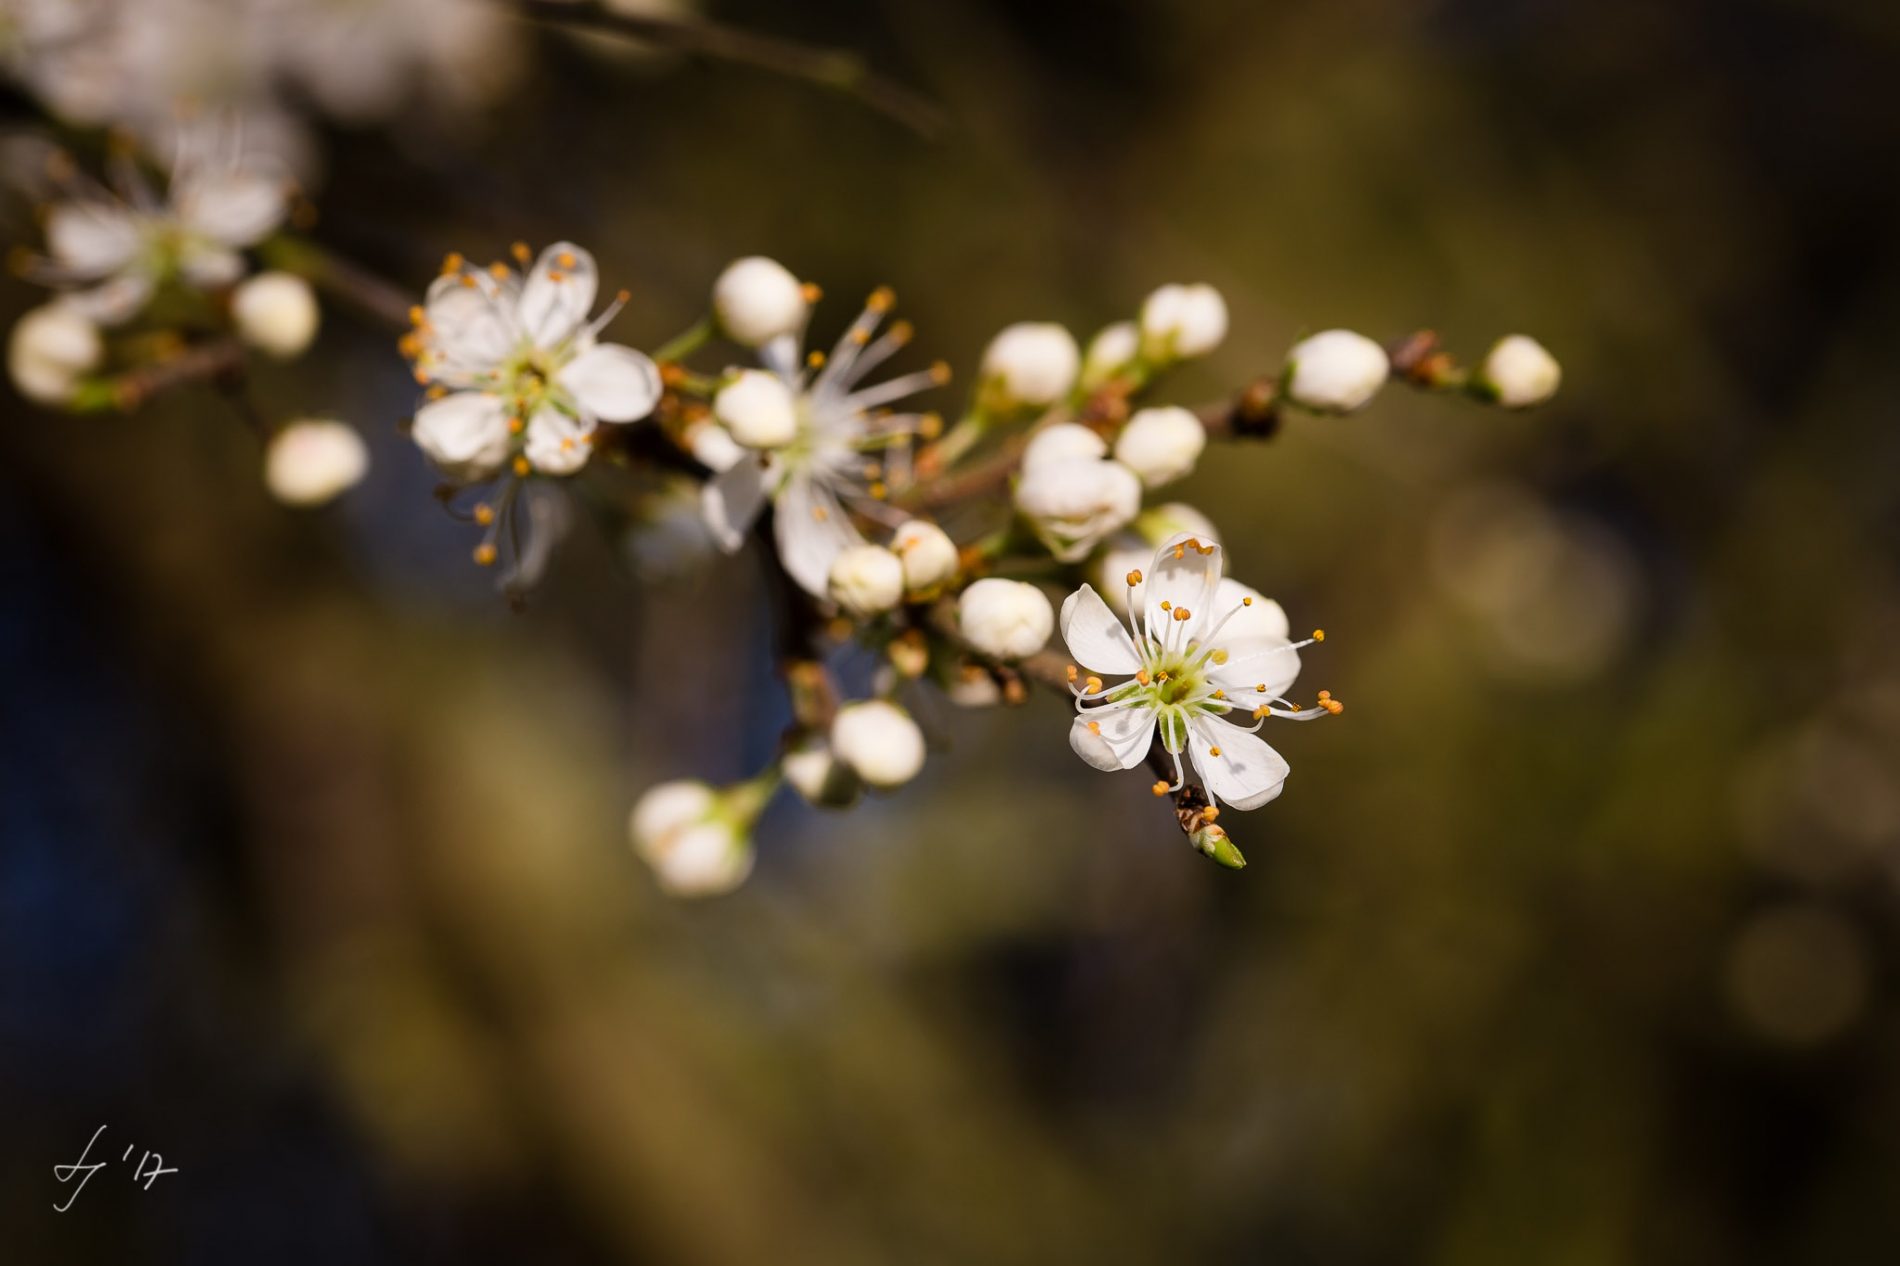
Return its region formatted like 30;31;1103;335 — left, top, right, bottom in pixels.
511;0;946;138
652;315;714;364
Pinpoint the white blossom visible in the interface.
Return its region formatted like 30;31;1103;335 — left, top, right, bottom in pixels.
1140;283;1228;360
700;288;945;597
1015;424;1142;562
713;368;799;449
712;255;809;346
1081;320;1141;389
1480;334;1562;408
1091;503;1221;614
830;700;925;789
1061;533;1337;810
406;241;660;482
782;738;861;808
6;302;101;404
232;270;319;359
828;543;905;617
1112;406;1206;488
1284;329;1389;413
628;779;757;898
891;519;959;593
958;578;1054;660
263;418;367;507
980;321;1078;407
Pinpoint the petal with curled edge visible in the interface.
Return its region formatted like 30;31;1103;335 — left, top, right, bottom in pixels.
558;342;659;423
519;240;598;349
1059;584;1142;675
1188;717;1288;810
1143;531;1222;641
1069;707;1156;771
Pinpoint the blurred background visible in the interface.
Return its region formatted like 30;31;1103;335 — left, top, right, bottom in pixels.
5;0;1900;1261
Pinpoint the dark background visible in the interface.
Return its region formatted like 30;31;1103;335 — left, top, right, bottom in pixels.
5;0;1900;1261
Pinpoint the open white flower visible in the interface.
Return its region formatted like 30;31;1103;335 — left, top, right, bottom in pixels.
23;126;290;325
1014;423;1143;562
1091;503;1220;614
1060;533;1338;810
405;241;661;483
700;287;946;597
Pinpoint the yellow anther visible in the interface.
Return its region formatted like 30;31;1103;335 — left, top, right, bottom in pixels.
1323;699;1343;715
512;456;531;477
441;251;464;274
408;304;425;325
1313;629;1325;642
459;273;477;288
1209;746;1222;757
511;241;531;264
868;285;895;312
1202;807;1220;822
1255;683;1267;692
1173;607;1192;622
929;360;951;385
807;349;826;369
412;368;430;385
473;504;495;526
425;385;447;400
1135;670;1152;686
507;416;524;434
1084;676;1102;693
1086;720;1101;735
488;261;508;279
398;334;421;358
1211;689;1225;699
1151;780;1170;797
557;250;576;269
812;505;829;522
1126;569;1143;586
868;481;888;500
1066;664;1078;682
1155;671;1169;683
472;543;497;566
615;288;630;304
850;328;871;346
918;413;943;439
1252;705;1269;719
1159;600;1171;611
800;281;822;303
1173;545;1186;559
889;320;914;344
1241;596;1253;606
1210;649;1229;665
1317;690;1331;700
547;270;565;283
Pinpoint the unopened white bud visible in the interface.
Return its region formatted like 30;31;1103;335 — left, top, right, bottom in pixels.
1480;335;1561;408
1082;320;1141;388
1021;421;1107;472
712;255;808;347
264;419;368;507
958;577;1054;660
713;369;798;449
827;543;905;617
1015;455;1142;562
1284;329;1389;413
830;700;926;789
945;663;1004;708
8;303;101;404
1113;405;1205;487
628;779;755;898
890;519;959;593
1140;283;1228;360
782;739;861;808
980;321;1078;407
232;271;319;359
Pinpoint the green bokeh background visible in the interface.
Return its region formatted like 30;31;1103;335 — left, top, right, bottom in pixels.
6;1;1900;1261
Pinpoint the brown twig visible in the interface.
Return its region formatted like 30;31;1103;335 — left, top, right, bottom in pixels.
512;0;947;138
294;243;416;332
73;337;247;413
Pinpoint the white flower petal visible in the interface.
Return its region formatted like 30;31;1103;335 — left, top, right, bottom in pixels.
424;273;518;374
523;405;595;475
59;273;153;326
774;472;863;597
1211;578;1290;642
1144;532;1223;639
1188;718;1289;810
1209;641;1301;702
1069;707;1155;772
411;390;512;481
174;170;288;247
700;457;767;552
1059;584;1142;675
518;240;598;349
45;202;140;276
558;342;659;423
177;241;244;288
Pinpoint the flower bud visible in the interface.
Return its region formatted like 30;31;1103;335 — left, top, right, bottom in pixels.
1284;329;1389;413
830;700;926;789
232;271;319;359
713;369;798;449
890;518;959;593
264;418;368;507
1081;320;1140;388
712;255;808;347
8;303;101;404
1015;454;1142;563
1478;334;1561;408
827;543;905;617
1021;421;1107;472
629;778;760;898
1140;283;1228;360
980;321;1078;407
1112;405;1205;487
958;577;1054;660
1192;823;1247;869
782;739;861;809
